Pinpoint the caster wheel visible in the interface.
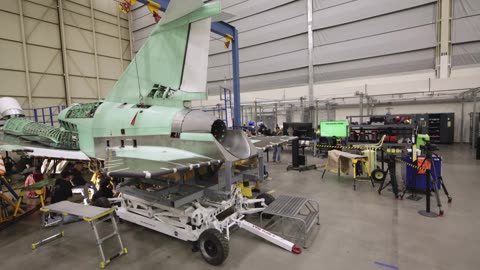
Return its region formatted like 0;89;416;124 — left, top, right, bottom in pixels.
448;198;452;203
371;169;386;182
199;229;229;265
439;211;444;216
255;193;275;219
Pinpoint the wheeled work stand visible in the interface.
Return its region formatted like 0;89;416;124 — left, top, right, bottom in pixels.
377;154;400;199
33;201;127;268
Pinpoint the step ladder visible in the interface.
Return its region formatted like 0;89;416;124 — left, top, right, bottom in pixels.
260;195;320;248
33;201;127;268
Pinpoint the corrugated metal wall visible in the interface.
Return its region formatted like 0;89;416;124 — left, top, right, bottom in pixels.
205;0;439;94
0;0;131;109
452;0;480;67
129;0;441;95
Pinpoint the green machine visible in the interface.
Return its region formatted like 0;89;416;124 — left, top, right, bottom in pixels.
320;120;348;137
416;134;430;149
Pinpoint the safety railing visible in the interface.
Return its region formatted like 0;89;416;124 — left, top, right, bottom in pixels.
23;105;66;126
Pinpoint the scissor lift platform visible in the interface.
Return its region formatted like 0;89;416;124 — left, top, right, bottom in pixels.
260;195;320;248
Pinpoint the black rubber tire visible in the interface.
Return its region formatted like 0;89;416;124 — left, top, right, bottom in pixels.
199;229;229;266
93;197;111;208
371;169;386;182
254;193;275;208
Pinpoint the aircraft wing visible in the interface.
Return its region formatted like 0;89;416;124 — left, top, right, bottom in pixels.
105;146;223;179
250;136;296;150
0;131;90;160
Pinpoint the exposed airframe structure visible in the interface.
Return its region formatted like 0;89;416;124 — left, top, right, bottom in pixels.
0;0;300;266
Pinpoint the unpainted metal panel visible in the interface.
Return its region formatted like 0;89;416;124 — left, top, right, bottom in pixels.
228;0;306;32
100;79;115;98
221;0;246;9
96;34;121;58
181;18;211;93
225;0;298;22
122;40;131;60
93;0;121;16
69;76;97;99
64;9;92;31
0;70;27;96
208;49;308;81
30;73;65;98
452;42;480;66
74;0;90;7
0;40;24;70
209;34;308;68
24;17;61;48
453;0;480;18
67;50;96;77
132;5;153;18
98;55;123;80
0;0;19;14
314;4;435;46
312;0;436;30
71;97;97;104
0;11;22;41
63;0;89;17
94;10;118;25
314;49;435;82
31;97;65;108
452;15;480;43
207;67;308;93
133;11;157;32
64;24;94;53
23;0;58;23
313;24;435;65
119;17;129;28
95;19;119;38
121;27;130;40
209;15;306;54
313;0;352;11
27;45;63;74
133;24;156;43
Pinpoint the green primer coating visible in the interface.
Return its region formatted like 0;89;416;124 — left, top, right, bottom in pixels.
180;133;215;141
106;2;221;104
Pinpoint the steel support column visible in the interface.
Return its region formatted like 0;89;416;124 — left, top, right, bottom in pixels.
17;0;33;109
57;0;72;106
117;11;124;71
436;0;452;78
90;0;101;100
232;28;241;129
128;12;134;58
460;96;465;143
307;0;314;107
473;90;477;148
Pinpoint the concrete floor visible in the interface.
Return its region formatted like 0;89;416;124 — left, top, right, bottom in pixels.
1;144;479;269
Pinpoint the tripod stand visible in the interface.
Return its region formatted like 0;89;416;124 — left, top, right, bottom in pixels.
377;154;399;199
418;142;452;217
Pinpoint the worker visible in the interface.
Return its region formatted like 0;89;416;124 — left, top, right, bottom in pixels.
50;170;81;224
272;144;282;163
71;161;97;204
91;177;113;208
275;124;281;135
23;167;43;198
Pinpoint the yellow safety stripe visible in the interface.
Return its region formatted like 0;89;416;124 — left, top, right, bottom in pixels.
315;143;429;172
83;208;114;222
